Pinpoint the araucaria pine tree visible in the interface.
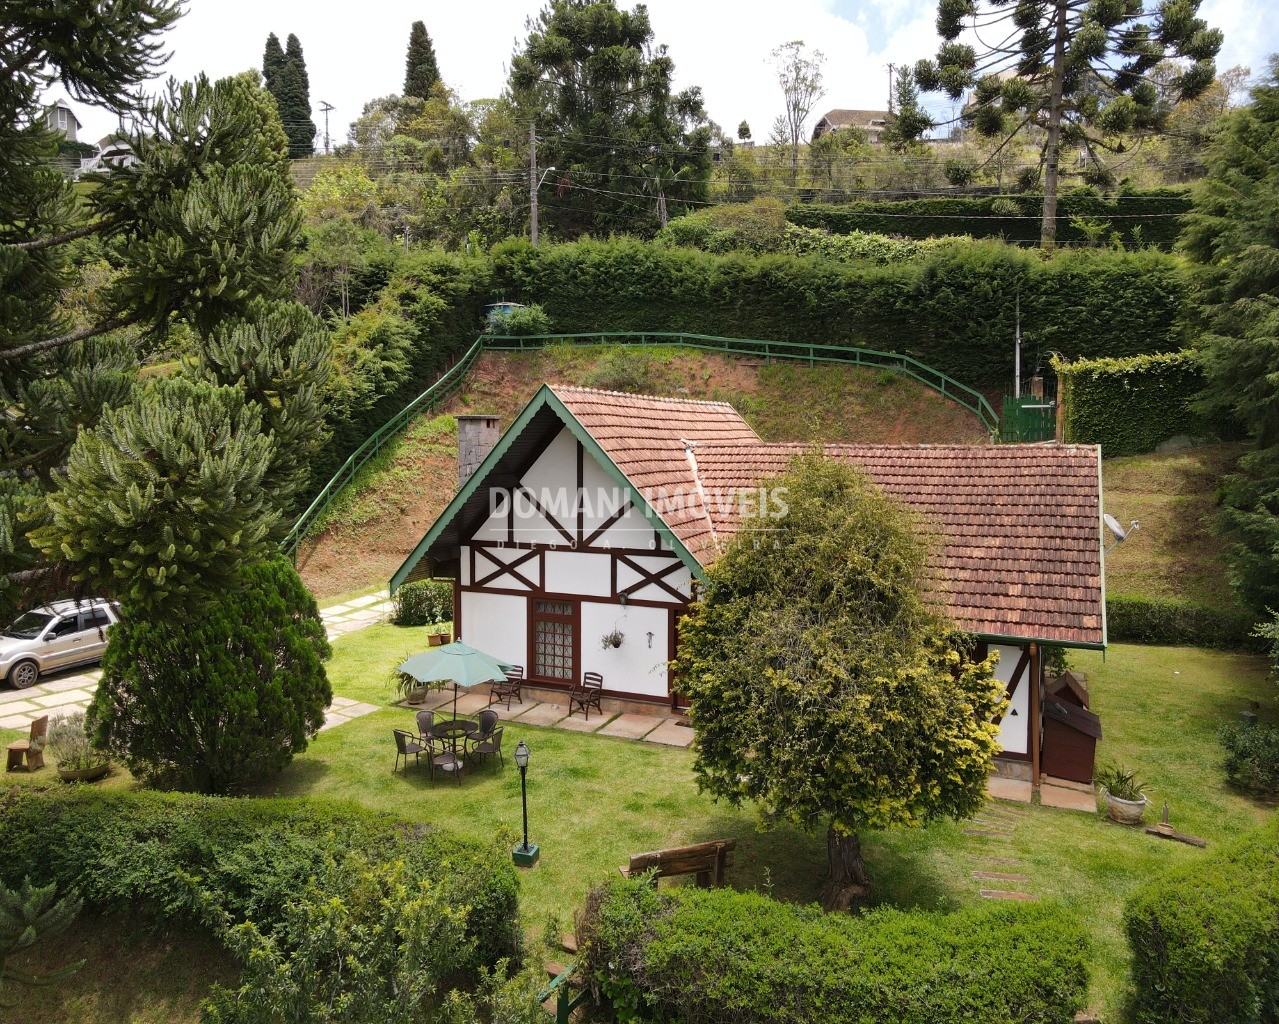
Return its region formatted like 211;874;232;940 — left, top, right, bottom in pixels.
404;20;442;99
262;32;285;94
915;0;1222;247
270;32;316;158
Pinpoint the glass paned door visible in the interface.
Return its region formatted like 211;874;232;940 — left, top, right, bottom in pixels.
532;599;576;682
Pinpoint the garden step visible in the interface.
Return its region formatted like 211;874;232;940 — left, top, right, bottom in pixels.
560;932;578;954
964;829;1008;837
979;890;1036;900
545;960;568;980
977;856;1023;866
971;817;1015;829
972;871;1029;882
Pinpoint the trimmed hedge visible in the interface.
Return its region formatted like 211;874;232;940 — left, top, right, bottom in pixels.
0;789;521;1019
393;578;453;626
786;188;1192;248
1057;351;1211;456
581;878;1090;1024
490;237;1194;390
1220;722;1279;795
1106;594;1259;650
1125;816;1279;1024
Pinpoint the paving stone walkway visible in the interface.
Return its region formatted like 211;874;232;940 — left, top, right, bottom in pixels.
0;594;398;735
404;687;694;747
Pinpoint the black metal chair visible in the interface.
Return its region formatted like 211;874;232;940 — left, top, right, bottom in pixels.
415;709;435;742
429;747;462;785
475;708;499;739
569;671;604;720
392;729;425;772
470;726;505;768
489;665;524;709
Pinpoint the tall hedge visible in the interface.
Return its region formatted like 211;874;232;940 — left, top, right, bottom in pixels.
581;878;1090;1024
0;789;522;1019
490;237;1194;389
1125;816;1279;1024
786;188;1192;248
1057;351;1210;456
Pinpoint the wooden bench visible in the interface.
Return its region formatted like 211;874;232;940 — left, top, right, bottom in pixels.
618;839;736;888
6;715;48;772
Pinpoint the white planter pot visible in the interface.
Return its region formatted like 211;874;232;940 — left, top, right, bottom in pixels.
1104;790;1148;825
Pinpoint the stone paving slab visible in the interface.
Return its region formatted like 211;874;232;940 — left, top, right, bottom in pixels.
324;603;355;614
513;702;568;727
987;777;1033;803
346;595;384;609
1042;774;1094;794
979;890;1037;900
40;675;95;693
0;715;33;730
449;692;492;715
1040;784;1098;813
330;697;359;709
343;702;381;718
31;688;91;707
597;713;662;740
973;871;1029;882
0;688;39;705
0;700;38;715
319;713;350;733
554;713;609;733
644;719;695;747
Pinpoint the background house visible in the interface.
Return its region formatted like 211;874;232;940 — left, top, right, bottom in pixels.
44;100;82;142
392;385;1106;785
811;108;890;144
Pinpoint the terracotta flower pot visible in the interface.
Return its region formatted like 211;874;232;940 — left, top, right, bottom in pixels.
428;633;448;647
1104;790;1148;825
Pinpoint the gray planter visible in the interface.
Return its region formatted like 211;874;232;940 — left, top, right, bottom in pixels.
58;762;109;783
1104;790;1148;825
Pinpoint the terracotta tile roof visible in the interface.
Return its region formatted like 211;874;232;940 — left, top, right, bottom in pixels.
693;443;1104;646
551;386;762;561
552;387;1104;645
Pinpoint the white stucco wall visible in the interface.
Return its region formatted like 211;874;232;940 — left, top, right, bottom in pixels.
990;643;1030;755
581;601;670;698
544;550;611;597
460;591;527;669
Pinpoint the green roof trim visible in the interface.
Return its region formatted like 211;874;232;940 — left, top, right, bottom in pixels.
389;385;705;593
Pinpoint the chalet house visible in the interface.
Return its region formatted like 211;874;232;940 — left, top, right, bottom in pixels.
44;100;82;142
392;385;1106;783
812;108;890;144
77;135;138;176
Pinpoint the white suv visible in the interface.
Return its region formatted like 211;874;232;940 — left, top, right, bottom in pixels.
0;599;120;689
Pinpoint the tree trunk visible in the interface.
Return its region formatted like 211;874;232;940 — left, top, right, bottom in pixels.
820;823;870;912
1040;0;1070;250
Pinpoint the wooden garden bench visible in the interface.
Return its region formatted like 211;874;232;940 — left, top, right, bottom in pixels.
618;839;736;888
6;715;48;772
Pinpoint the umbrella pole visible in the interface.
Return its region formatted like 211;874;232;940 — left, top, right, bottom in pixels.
453;681;459;721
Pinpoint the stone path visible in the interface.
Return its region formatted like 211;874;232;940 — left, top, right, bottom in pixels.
404;688;694;748
964;797;1037;902
0;593;398;735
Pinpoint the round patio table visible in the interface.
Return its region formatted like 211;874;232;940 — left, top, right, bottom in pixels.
430;719;478;761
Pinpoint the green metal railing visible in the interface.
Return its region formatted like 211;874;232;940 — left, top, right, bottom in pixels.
281;337;484;557
536;962;590;1023
283;331;1000;555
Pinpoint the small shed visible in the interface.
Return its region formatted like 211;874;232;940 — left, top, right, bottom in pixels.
1041;673;1102;784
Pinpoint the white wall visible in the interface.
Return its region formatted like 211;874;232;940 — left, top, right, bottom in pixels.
991;643;1030;756
581;601;670;699
545;550;611;597
460;591;527;670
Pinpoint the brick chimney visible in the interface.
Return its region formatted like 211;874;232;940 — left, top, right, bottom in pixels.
457;415;501;485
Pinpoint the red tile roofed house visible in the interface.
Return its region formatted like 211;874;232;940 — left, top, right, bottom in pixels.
392;385;1106;784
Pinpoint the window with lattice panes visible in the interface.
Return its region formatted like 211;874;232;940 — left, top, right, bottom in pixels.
532;599;576;682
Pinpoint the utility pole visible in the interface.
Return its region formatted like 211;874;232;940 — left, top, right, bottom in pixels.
529;123;539;247
319;100;335;155
887;63;895;114
1014;291;1022;399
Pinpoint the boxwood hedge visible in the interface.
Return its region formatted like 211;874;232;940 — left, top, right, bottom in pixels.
0;789;521;1021
1125;816;1279;1024
1106;595;1260;650
580;878;1090;1024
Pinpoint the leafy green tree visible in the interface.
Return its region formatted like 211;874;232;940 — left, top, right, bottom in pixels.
674;457;1005;909
90;557;331;794
737;119;752;141
916;0;1221;246
0;877;82;1007
404;20;442;99
262;32;285;94
771;40;825;186
272;33;316;158
1182;58;1279;613
510;0;712;237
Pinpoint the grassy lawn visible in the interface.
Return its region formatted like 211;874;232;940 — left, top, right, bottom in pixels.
1102;443;1247;610
3;624;1274;1019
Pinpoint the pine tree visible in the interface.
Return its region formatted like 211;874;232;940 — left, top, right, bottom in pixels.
275;33;316;158
916;0;1222;247
262;32;285;93
403;21;441;99
0;877;82;1005
882;66;933;150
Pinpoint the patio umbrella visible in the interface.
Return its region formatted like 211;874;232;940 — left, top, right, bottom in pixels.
397;641;512;719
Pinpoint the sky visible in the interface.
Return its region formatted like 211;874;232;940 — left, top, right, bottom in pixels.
48;0;1279;150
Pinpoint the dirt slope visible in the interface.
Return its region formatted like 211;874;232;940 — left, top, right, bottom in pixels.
297;346;989;598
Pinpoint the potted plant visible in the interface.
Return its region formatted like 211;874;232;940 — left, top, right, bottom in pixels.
601;629;624;650
47;711;110;783
393;658;428;705
428;629;450;648
1096;764;1148;825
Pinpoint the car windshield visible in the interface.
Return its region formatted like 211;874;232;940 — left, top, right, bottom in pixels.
3;611;54;639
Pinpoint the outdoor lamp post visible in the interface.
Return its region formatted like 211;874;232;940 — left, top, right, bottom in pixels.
512;740;539;866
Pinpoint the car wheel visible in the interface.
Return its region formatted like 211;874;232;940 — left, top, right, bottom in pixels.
8;659;39;690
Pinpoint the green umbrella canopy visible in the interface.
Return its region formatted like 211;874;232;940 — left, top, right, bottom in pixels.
397;641;512;687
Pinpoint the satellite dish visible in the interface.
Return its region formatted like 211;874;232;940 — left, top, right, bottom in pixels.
1103;514;1127;541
